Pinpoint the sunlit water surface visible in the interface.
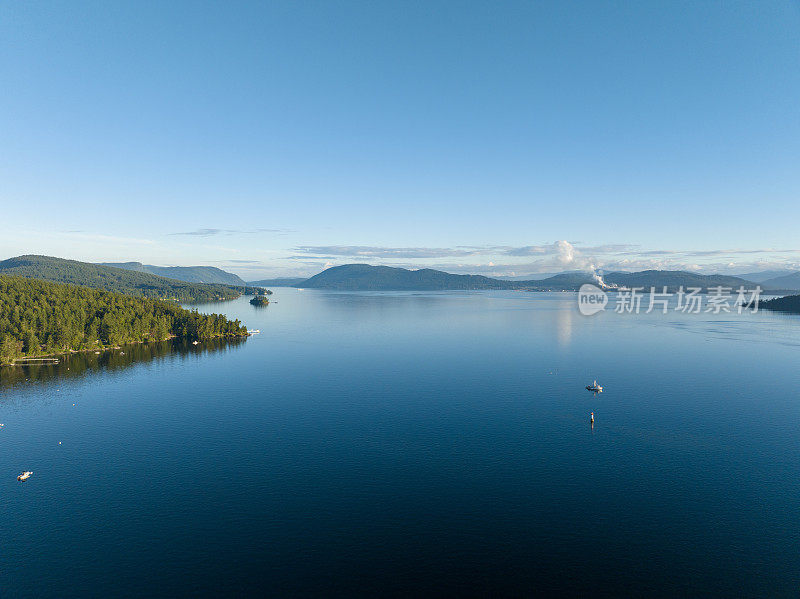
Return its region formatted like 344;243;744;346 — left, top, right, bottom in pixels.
2;290;800;597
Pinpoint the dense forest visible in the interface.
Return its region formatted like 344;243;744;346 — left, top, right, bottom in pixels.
759;294;800;314
249;296;269;306
0;255;253;302
0;275;248;364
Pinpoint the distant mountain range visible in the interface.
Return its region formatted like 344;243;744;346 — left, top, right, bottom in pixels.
5;255;795;299
301;265;519;291
248;277;308;287
735;270;796;283
101;262;247;286
294;264;765;292
601;270;756;291
0;255;249;302
758;272;800;291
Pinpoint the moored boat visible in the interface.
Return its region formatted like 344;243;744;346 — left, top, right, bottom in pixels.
586;380;603;393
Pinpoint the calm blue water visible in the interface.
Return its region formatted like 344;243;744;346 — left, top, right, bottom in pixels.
2;290;800;597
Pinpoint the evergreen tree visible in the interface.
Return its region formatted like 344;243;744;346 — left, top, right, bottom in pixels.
0;275;249;364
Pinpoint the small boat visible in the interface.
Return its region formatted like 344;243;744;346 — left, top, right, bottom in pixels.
17;471;33;481
247;329;261;334
586;380;603;393
192;341;200;345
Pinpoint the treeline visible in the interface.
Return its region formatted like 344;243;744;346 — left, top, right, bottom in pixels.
0;255;249;302
0;275;248;364
759;294;800;314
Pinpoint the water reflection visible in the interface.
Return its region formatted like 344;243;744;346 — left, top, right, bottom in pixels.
555;302;574;348
0;337;247;390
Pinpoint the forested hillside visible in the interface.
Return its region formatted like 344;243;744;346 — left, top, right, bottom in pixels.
301;264;518;290
297;264;763;292
100;262;247;286
603;270;758;291
0;255;245;302
759;294;800;314
0;275;248;364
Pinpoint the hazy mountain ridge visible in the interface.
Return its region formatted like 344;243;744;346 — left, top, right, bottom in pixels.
296;264;766;292
101;262;246;286
2;256;785;297
248;277;308;287
735;270;796;283
759;271;800;291
0;255;246;302
602;270;757;291
300;264;519;290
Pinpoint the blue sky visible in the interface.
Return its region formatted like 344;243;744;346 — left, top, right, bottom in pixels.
2;1;799;278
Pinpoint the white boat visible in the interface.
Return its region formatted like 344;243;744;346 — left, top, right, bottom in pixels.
192;341;200;345
17;471;33;481
586;380;603;393
247;329;261;334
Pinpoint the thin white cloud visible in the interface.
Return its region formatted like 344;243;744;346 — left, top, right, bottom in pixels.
170;228;293;237
292;246;497;259
279;240;800;278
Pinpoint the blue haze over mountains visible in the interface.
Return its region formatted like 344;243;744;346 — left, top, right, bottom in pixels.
100;262;247;286
6;255;800;292
97;262;800;291
252;264;798;292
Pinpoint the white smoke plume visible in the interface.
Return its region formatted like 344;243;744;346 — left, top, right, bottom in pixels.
550;240;617;289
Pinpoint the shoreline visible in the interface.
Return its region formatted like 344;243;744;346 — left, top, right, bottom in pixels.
0;332;250;367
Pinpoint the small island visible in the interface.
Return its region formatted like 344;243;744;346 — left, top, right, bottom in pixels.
249;295;270;306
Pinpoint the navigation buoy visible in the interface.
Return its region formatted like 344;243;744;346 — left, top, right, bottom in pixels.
590;412;594;423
